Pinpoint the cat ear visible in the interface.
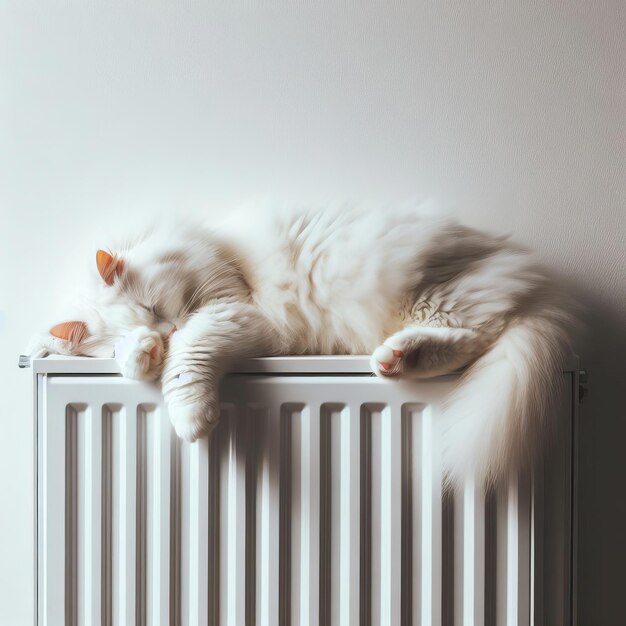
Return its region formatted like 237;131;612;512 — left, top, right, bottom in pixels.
49;321;89;344
96;249;124;285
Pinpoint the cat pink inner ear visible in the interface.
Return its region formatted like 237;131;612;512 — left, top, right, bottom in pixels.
50;321;89;344
96;249;124;285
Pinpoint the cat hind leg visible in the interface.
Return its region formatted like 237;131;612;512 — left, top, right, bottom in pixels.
371;326;490;378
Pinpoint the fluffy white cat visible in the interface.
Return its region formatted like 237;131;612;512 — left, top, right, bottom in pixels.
28;204;572;484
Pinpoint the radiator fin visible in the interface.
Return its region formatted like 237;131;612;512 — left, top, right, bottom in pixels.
42;381;537;626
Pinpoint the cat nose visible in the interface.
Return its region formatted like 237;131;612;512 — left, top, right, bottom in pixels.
157;320;177;337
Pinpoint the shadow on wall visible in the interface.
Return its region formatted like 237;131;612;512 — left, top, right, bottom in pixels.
571;282;626;625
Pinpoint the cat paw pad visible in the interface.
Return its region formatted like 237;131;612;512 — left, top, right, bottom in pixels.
371;344;404;377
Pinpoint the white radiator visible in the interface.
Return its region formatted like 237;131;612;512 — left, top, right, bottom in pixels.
31;355;578;626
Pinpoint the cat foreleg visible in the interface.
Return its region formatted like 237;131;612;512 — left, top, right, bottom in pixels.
161;302;275;441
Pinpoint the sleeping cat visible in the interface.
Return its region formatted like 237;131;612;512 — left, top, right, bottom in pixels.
28;204;572;484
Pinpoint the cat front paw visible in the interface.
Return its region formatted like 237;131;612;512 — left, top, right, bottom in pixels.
166;378;219;442
26;331;74;358
168;400;219;442
114;327;163;381
371;343;405;378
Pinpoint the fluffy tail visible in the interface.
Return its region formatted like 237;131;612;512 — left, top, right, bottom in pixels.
440;315;572;488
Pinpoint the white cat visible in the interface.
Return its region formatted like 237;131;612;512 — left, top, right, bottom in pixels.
28;204;572;485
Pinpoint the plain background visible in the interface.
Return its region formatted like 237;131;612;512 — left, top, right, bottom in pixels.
1;1;624;623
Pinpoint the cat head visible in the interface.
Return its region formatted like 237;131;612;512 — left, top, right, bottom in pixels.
44;248;167;357
37;226;247;358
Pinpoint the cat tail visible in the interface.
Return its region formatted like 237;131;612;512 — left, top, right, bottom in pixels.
440;313;572;489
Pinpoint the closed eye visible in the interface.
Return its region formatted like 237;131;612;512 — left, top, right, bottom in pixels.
138;303;162;319
139;303;165;320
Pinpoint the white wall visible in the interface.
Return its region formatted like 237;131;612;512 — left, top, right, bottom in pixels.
1;1;624;623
